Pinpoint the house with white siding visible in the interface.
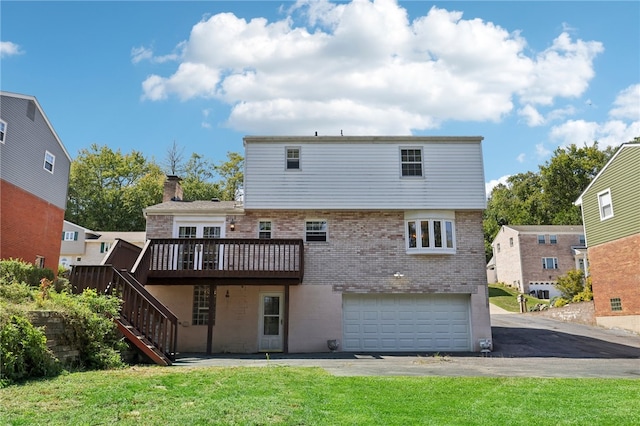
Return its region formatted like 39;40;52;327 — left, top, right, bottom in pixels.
71;136;492;362
71;136;491;364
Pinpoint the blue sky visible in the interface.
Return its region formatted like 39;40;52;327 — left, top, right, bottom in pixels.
2;1;638;194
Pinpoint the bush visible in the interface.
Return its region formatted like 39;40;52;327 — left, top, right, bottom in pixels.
572;276;593;302
0;259;54;287
556;269;587;300
44;289;126;370
552;297;570;308
0;315;61;385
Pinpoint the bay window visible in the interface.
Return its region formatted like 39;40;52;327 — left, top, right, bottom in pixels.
405;211;456;254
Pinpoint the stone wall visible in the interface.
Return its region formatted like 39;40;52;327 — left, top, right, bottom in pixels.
28;311;80;365
523;301;595;325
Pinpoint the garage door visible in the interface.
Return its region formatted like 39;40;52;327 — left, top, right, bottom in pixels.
342;294;471;352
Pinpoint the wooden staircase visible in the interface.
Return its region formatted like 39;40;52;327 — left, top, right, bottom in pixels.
70;240;178;366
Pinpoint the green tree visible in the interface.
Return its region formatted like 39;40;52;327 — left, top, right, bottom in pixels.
555;269;588;300
181;153;221;201
65;144;164;231
215;152;244;201
539;142;616;224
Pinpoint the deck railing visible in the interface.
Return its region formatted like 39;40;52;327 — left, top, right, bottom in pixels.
135;238;304;281
70;265;178;361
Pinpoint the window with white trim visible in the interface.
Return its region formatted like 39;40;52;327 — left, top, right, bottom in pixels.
44;151;55;173
63;231;78;241
286;147;300;170
305;220;327;242
579;234;586;245
406;212;456;254
598;189;614;220
0;120;6;143
100;242;111;253
549;235;557;244
258;221;272;239
537;235;545;244
400;148;423;177
542;257;558;269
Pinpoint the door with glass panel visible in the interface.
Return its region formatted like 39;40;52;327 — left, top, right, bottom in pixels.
258;293;283;351
175;224;222;270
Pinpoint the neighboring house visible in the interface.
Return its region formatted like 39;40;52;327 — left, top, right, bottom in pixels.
575;143;640;333
59;220;146;268
136;136;492;354
0;91;71;271
489;225;587;299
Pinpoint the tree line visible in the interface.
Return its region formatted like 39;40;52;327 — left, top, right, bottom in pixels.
483;142;621;260
64;142;243;231
65;138;636;252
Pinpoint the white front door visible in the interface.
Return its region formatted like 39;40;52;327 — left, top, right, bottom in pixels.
258;292;284;352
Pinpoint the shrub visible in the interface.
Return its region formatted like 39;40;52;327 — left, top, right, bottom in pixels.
0;259;54;287
0;282;33;304
44;289;126;370
556;269;587;300
0;315;61;385
552;297;570;308
573;276;594;302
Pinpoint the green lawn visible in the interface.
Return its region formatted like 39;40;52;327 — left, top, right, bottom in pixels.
489;282;548;312
1;366;639;425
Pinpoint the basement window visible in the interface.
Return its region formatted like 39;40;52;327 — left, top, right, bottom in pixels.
192;285;215;326
610;298;622;312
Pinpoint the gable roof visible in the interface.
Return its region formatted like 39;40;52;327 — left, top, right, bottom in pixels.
575;143;640;206
0;91;72;162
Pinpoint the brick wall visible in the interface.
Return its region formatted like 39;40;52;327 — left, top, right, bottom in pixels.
229;210;486;294
589;234;640;318
145;214;173;239
0;180;64;271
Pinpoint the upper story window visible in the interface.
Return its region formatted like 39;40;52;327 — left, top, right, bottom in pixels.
579;234;586;245
100;242;111;253
258;221;272;239
549;235;557;244
537;235;546;244
542;257;558;269
62;231;78;241
0;120;6;143
509;237;514;247
44;151;55;173
496;243;501;253
286;147;300;170
598;189;614;220
405;211;455;254
400;148;423;177
203;226;221;239
178;226;197;238
305;220;327;242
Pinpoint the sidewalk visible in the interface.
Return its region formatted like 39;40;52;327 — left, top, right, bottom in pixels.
489;302;512;314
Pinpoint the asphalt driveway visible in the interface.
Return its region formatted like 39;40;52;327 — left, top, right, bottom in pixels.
173;308;640;378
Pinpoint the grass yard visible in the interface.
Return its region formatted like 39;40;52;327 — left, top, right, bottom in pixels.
489;282;547;312
1;366;639;425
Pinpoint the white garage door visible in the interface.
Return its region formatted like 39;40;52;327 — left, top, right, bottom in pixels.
342;294;471;352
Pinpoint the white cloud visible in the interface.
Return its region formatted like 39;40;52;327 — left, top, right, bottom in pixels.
518;104;545;126
536;142;552;158
131;44;183;64
485;175;511;196
609;84;640;121
516;153;526;163
140;0;605;134
0;41;23;58
548;85;640;148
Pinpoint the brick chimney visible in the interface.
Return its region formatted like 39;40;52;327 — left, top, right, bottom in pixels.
163;175;183;202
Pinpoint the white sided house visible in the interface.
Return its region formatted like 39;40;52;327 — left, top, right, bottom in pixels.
71;136;492;362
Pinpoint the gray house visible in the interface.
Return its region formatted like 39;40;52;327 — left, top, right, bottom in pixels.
0;91;71;270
